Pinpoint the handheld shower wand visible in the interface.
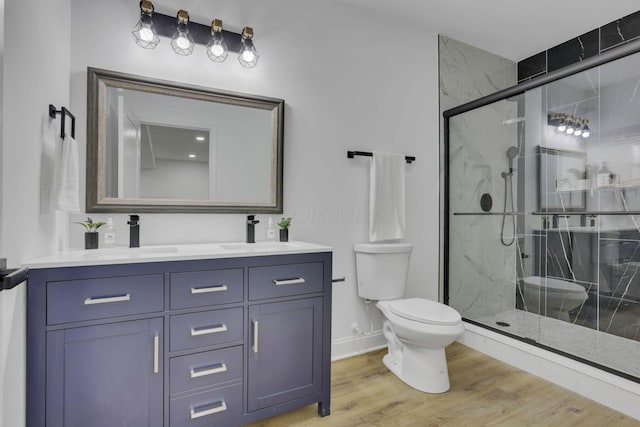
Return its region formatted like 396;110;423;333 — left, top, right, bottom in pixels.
501;146;519;246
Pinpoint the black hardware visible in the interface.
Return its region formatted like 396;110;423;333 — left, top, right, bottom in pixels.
246;215;259;243
331;277;346;283
480;194;493;212
347;150;416;164
49;104;76;139
2;267;29;291
128;215;140;248
144;12;252;54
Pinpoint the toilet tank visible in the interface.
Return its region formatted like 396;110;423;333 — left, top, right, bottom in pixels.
354;243;412;300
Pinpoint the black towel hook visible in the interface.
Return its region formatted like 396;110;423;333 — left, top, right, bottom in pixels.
49;104;76;139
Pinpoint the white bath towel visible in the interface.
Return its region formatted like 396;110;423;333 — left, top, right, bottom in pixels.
55;133;81;213
369;151;406;242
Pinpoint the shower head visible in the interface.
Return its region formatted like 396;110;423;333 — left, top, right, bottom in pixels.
506;146;519;174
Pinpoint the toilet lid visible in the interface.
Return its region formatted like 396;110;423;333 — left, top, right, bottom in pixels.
388;298;462;326
523;276;585;294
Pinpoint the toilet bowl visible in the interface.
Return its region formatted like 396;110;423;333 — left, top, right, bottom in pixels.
522;276;588;321
377;298;465;393
354;243;465;393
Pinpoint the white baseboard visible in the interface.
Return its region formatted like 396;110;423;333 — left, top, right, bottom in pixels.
459;322;640;420
331;331;387;361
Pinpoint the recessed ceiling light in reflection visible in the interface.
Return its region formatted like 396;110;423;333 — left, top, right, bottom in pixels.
188;154;196;158
196;136;205;141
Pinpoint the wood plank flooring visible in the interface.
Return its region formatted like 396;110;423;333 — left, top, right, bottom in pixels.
245;342;638;426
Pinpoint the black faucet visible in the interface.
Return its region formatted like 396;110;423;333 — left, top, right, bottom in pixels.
128;215;140;248
246;215;259;243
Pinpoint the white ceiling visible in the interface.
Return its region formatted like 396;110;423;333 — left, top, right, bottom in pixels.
344;0;640;61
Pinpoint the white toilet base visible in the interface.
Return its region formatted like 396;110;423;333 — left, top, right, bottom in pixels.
382;345;451;394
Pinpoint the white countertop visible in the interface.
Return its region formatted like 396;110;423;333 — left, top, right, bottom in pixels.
25;241;333;269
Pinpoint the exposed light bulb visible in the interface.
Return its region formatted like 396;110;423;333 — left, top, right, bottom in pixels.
566;127;574;135
582;130;590;138
176;33;191;50
242;49;255;62
211;44;225;56
139;26;154;42
557;125;566;132
574;129;582;136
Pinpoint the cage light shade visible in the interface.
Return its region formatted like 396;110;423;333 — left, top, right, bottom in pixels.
171;23;195;55
132;13;160;49
238;39;259;68
207;33;228;62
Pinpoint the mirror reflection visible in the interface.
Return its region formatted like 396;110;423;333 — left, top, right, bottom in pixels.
87;67;284;213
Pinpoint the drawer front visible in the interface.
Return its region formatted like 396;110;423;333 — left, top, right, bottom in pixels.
170;346;243;395
249;262;323;300
170;308;243;352
47;274;164;325
170;268;243;310
170;383;242;427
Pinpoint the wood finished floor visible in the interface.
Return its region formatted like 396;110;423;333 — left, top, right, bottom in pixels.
245;343;638;427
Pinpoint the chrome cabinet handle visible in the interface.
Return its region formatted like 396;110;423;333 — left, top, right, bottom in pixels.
253;320;259;353
84;294;131;305
190;362;227;379
190;324;227;336
190;400;227;419
153;333;159;374
272;277;305;286
191;285;228;294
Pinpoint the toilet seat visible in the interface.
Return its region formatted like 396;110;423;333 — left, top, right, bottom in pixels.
523;276;586;295
388;298;462;326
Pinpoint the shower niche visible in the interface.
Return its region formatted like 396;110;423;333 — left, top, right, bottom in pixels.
445;40;640;381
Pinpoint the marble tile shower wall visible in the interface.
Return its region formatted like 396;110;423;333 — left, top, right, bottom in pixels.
438;36;516;308
518;10;640;83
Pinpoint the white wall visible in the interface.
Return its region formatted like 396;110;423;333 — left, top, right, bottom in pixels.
69;0;439;355
1;1;71;426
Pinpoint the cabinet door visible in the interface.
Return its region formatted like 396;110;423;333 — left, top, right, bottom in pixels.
248;297;322;411
46;318;164;427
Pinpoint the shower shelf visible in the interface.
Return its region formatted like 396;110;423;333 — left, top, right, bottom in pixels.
532;211;640;216
453;212;528;216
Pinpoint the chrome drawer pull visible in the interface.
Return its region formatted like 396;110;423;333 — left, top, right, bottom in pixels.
191;285;228;294
84;294;131;305
190;400;227;419
190;362;227;378
190;324;228;336
153;334;159;374
253;320;259;353
272;277;305;286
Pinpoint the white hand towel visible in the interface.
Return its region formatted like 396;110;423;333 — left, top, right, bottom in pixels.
55;134;81;213
369;151;406;242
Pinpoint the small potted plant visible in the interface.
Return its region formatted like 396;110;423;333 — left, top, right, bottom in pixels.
277;217;292;242
76;217;106;249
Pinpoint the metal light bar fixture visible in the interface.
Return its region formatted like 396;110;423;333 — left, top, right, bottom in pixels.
131;1;259;68
548;113;591;138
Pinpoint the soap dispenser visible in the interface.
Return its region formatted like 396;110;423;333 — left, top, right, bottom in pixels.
266;217;276;242
103;218;116;248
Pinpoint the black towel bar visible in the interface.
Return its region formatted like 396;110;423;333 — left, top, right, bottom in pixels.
347;150;415;164
49;104;76;139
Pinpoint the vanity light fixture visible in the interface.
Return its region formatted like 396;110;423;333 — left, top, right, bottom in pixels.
238;27;259;68
131;2;259;68
132;0;160;49
207;19;228;63
548;113;591;139
170;10;195;56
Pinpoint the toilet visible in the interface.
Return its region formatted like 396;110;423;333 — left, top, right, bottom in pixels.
522;276;588;321
354;243;465;393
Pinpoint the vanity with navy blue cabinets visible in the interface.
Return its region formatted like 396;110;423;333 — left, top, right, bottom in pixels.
25;243;332;427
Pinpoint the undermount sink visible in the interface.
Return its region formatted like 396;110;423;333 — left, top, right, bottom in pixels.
81;246;179;259
219;242;302;251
